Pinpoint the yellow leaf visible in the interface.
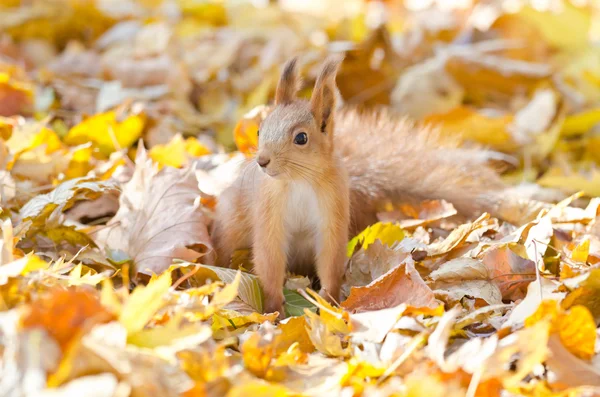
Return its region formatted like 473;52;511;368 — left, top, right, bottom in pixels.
516;2;591;51
119;270;171;335
304;309;350;358
101;278;122;315
21;254;49;274
226;382;290;397
6;123;64;156
65;145;94;179
347;222;405;257
557;305;596;361
211;309;278;332
276;316;315;354
29;127;64;154
0;116;14;140
554;46;600;104
128;312;211;349
424;106;517;151
67;264;107;287
571;239;590;263
65;111;145;156
178;0;227;25
525;301;596;361
538;166;600;196
241;323;285;381
585;136;600;164
210;270;242;308
525;300;559;328
272;342;308;367
341;358;386;390
149;134;210;168
304;289;351;335
562;108;600;137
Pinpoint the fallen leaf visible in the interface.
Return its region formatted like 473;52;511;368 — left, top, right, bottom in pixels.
429;258;503;305
504;277;565;328
347;222;405;257
149;133;211;169
65;110;146;156
20;287;115;351
546;334;600;389
19;177;116;231
342;257;439;313
119;270;171;335
95;145;212;276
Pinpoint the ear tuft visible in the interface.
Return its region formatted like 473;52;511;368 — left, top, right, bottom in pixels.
317;55;344;85
275;57;302;105
311;55;344;136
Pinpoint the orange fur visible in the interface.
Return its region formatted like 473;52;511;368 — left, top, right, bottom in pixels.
211;57;506;315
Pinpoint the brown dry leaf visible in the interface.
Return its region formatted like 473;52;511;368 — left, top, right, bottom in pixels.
342;256;439;313
95;144;212;276
481;245;536;301
429;258;503;305
504;277;565;328
427;213;495;257
0;66;33;117
342;240;410;298
378;200;458;230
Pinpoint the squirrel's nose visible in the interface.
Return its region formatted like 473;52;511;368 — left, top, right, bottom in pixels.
257;156;270;168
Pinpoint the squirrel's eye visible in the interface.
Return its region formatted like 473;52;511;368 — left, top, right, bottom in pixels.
294;132;308;145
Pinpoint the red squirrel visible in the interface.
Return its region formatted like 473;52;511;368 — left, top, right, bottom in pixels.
211;56;505;315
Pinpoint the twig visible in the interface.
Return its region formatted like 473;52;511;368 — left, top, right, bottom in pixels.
297;288;345;320
172;264;200;290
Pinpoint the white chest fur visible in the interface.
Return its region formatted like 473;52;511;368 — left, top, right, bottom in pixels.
284;180;322;235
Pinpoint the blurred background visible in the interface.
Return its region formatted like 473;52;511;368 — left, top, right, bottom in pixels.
1;0;600;201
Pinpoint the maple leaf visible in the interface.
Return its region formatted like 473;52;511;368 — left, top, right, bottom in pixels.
95;144;212;276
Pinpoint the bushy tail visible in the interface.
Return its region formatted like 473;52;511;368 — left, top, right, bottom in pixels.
335;108;507;233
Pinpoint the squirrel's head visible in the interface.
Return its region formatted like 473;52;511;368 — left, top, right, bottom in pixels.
255;56;342;179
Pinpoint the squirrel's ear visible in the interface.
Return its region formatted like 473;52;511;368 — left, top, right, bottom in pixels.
275;57;301;105
311;55;343;135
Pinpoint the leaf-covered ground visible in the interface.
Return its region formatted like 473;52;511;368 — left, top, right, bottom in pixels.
1;1;600;396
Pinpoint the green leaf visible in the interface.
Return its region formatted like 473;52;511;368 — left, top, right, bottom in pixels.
284;288;316;318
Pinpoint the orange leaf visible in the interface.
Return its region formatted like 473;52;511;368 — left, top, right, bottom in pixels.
341;257;438;313
233;105;270;155
20;287;115;351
